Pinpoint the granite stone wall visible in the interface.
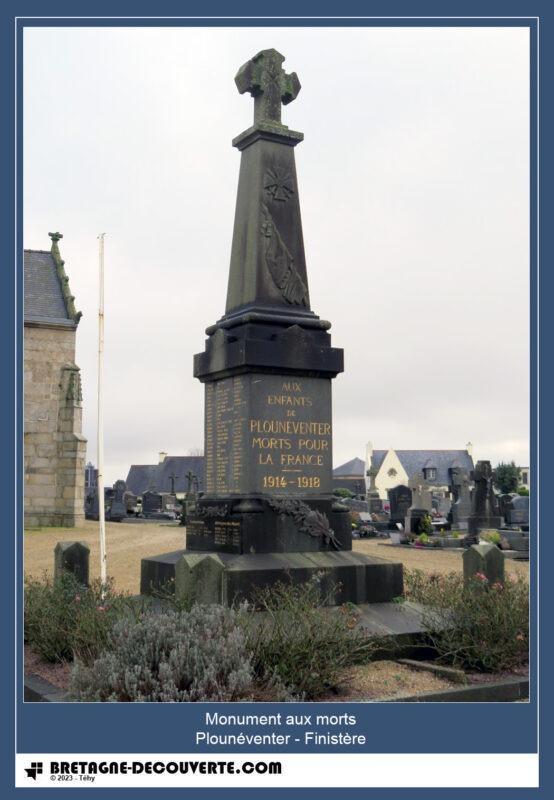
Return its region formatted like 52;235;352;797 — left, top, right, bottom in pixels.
24;325;86;527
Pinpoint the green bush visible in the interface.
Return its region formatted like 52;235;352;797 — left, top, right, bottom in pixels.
333;488;354;499
419;514;433;535
24;573;141;665
404;569;529;672
70;605;254;702
243;578;377;699
517;486;529;496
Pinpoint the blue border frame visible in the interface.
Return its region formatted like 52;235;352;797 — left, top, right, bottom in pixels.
2;2;549;797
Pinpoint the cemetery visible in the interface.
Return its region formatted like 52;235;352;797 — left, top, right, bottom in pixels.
23;48;530;704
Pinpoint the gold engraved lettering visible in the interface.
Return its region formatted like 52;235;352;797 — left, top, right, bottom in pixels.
250;420;331;436
251;437;292;450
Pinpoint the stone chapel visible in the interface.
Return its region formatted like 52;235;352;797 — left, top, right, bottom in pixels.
24;232;86;527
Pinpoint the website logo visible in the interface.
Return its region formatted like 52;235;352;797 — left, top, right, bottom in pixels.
24;762;43;781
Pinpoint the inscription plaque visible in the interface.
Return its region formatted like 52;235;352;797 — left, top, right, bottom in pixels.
204;373;332;495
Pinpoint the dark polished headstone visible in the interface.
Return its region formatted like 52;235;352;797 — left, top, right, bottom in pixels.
141;49;402;604
388;485;412;525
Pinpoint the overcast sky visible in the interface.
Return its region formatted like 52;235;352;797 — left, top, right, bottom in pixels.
24;25;530;484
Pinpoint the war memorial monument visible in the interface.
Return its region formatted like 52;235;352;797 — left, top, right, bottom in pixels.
141;49;403;605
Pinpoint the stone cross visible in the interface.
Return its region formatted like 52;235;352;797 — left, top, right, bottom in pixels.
185;470;198;495
409;472;430;510
235;48;301;126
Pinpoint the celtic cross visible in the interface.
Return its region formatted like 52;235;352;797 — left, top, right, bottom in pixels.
235;48;301;125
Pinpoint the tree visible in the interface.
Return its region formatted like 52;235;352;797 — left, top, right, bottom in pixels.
494;461;521;494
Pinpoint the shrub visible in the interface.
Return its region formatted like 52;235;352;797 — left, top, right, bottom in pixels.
517;486;529;496
24;573;140;665
243;578;378;699
333;488;354;499
419;514;433;535
70;605;253;702
404;569;529;672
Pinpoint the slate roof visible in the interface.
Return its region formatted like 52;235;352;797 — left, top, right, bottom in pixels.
125;457;205;494
372;449;474;485
333;457;366;477
157;456;205;493
24;249;75;326
125;465;160;495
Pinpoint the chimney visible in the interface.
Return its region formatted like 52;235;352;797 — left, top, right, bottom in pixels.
158;451;167;464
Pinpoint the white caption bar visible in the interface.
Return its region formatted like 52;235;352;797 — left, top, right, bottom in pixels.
16;753;539;788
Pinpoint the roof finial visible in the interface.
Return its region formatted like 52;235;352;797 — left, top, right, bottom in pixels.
48;231;63;244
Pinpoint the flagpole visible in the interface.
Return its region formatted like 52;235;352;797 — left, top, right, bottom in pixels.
97;233;107;585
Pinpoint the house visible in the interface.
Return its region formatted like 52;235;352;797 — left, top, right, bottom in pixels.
519;467;530;490
332;457;366;495
366;442;475;499
126;452;205;497
24;233;86;526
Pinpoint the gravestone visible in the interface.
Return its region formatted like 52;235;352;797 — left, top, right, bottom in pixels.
466;460;502;545
142;490;162;515
463;543;505;585
506;495;529;529
388;485;412;525
450;466;472;530
54;541;90;586
84;486;114;521
405;472;433;534
498;493;516;525
124;491;138;514
433;493;452;518
109;479;127;522
369;496;385;514
500;530;529;553
141;49;402;605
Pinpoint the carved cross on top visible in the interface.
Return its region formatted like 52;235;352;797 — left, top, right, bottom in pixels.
235;48;301;126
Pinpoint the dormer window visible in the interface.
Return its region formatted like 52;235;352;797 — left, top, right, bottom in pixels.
424;468;437;481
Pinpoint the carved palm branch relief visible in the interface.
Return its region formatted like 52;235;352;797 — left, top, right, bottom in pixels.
260;203;309;306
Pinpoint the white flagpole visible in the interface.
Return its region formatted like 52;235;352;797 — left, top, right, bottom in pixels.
97;233;107;585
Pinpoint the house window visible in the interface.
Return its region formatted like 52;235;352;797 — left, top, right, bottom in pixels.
522;472;528;485
424;468;437;481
